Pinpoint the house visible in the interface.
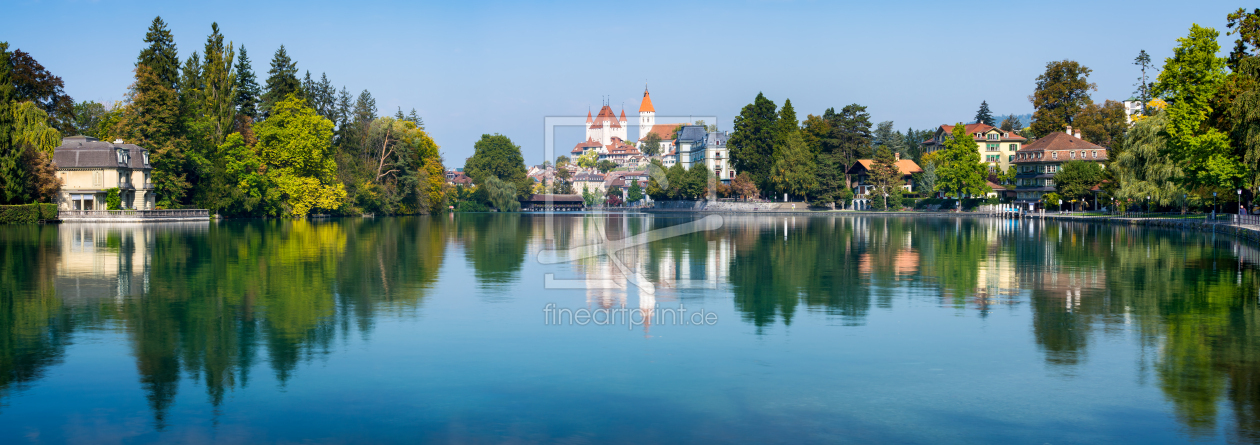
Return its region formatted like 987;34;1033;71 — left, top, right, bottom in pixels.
522;194;584;211
684;130;737;182
446;169;473;186
846;155;923;209
572;172;606;193
598;138;642;166
921;123;1026;172
52;136;154;210
1012;126;1108;208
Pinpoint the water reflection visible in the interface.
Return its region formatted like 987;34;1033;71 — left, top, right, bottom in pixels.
0;215;1257;441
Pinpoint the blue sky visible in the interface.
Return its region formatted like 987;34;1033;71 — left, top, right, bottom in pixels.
2;0;1247;166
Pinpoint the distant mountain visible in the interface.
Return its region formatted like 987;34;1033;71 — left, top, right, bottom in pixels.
989;113;1033;129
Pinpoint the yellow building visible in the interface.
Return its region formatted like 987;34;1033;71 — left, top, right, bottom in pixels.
921;123;1027;172
52;136;154;210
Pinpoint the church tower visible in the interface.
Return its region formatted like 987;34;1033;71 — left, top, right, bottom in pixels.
638;87;655;143
618;109;628;142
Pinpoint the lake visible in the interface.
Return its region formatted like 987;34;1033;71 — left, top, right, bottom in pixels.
1;214;1258;444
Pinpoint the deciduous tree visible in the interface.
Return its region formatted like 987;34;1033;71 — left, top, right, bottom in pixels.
935;123;989;206
1155;25;1242;190
465;134;530;200
770;131;816;201
1029;60;1097;137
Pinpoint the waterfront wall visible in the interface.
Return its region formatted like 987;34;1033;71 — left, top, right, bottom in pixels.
1038;214;1260;245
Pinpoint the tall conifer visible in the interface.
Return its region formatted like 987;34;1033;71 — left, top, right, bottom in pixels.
233;45;259;119
260;45;299;118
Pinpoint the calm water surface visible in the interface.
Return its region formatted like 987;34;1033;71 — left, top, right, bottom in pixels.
1;214;1258;444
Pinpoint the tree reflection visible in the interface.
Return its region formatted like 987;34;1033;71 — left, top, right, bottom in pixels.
0;225;69;410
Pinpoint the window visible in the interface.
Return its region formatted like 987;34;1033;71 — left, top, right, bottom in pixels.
986;155;999;162
1009;155;1015;162
987;143;999;151
1092;150;1097;158
1009;144;1018;151
987;133;998;140
1052;152;1058;159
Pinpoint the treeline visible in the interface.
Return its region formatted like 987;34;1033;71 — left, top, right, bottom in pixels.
0;44;67;205
4;17;446;216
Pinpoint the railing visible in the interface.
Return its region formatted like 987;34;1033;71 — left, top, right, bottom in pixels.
59;209;209;219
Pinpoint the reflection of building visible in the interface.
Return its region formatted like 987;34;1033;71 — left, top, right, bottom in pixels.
54;223;209;301
52;136;155;210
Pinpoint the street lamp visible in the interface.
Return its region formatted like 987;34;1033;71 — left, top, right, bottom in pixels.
1238;189;1243;215
1214;191;1218;219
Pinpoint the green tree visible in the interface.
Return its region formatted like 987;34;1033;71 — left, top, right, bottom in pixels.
1232;57;1260;200
575;150;598;169
770;131;816;201
1054;160;1103;209
233;45;260;119
1114;111;1187;208
72;101;107;137
1134;50;1155;116
974;100;995;126
260;45;299;119
200;23;236;147
915;161;938;197
253;94;346;216
595;159;616;173
867;145;903;210
104;188;122;210
482;176;520;212
1155;25;1241;191
640;131;662;156
1226;8;1260;71
645;159;668;200
935;122;989;207
825;104;873;187
999;114;1022;132
465;134;530;201
1030;60;1097;137
137;17;181;91
776;98;798;148
684;163;710;200
1073;100;1128;148
728;92;777;195
0;42;21;204
627;179;643;202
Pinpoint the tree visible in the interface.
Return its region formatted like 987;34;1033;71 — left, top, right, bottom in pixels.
260;45;299;119
770;131;816;201
1231;57;1260;200
914;161;938;197
935;122;990;207
8;101;62;204
233;45;260;119
974;101;995;126
9;49;75;134
1134;50;1155;116
200;23;236;146
728;92;777;194
465;134;530;201
627;179;643;203
1029;60;1097;137
825;104;873;187
253;94;346;216
0;42;18;204
1155;25;1241;191
867;145;903;210
646;159;668;200
1054;160;1104;209
137;17;181;90
72;101;107;137
665;162;687;200
1226;8;1260;71
482;176;520;212
640;131;662;156
555;155;570;167
575;150;597;170
1113;110;1187;208
554;166;573;194
800;114;830;156
730;172;758;200
999;114;1022;132
595;159;616;173
1073;100;1128;148
776;98;798;147
683;163;710;200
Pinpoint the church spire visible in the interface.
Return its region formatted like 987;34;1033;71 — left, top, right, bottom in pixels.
638;86;655;113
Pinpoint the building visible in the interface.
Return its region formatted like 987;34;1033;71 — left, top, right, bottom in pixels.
52;136;154;210
586;105;628;146
1012;126;1108;208
573;172;606;193
674;127;737;183
1123;100;1144;125
635;87;684;155
921;123;1026;172
446;169;473;186
846;155;923;209
522;194;584;211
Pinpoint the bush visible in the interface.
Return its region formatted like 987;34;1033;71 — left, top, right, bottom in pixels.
105;188;122;210
455;200;489;212
0;203;58;224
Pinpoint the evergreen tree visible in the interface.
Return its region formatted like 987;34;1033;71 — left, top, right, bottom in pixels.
824;104;873;187
349;89;377;159
770;131;816;201
974;100;994;126
137;17;181;91
301;70;314;104
727;92;777;195
914;161;938;197
776;98;798;147
334;86;353;147
0;42;22;204
260;45;299;118
200;23;236;146
999;114;1022;132
233;45;259;119
315;73;335;120
179;51;202;114
406;108;424;130
1133;49;1154;116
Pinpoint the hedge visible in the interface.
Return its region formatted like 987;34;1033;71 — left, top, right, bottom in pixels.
0;203;58;224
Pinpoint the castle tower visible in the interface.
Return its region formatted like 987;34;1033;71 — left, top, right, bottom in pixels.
618;108;628;142
638;87;655;143
584;110;594;142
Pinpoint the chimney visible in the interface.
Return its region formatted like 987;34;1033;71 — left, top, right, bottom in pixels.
114;139;124;144
1074;130;1082;139
895;152;901;161
1064;125;1072;136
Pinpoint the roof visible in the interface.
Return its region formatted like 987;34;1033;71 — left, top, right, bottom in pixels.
639;88;655;113
934;123;1027;142
589;105;622;129
705;131;728;146
571;138;603;154
848;159;924;176
52;136;151;169
1013;131;1108;163
987;181;1007;191
586;110;592;123
639;123;686;141
676;125;707;143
